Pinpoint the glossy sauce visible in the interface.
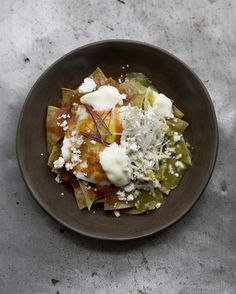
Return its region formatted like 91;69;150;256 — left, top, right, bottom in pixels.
62;100;123;183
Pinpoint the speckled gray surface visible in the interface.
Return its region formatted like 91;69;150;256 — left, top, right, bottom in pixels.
0;0;235;293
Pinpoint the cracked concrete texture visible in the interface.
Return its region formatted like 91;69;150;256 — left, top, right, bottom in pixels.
0;0;235;293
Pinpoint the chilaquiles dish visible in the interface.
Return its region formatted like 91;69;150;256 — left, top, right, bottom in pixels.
46;68;191;216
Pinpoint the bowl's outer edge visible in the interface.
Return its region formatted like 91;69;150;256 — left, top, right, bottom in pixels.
16;39;219;241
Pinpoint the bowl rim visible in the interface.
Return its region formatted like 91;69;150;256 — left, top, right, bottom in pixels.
16;39;219;241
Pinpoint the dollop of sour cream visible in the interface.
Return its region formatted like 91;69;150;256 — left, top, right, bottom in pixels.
152;91;173;118
99;142;131;187
80;85;126;111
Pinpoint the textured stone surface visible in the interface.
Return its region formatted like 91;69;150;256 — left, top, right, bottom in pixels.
0;0;235;293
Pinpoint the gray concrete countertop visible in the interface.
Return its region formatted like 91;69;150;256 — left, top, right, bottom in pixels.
0;0;235;293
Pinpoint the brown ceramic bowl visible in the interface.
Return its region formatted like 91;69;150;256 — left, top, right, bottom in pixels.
16;40;218;240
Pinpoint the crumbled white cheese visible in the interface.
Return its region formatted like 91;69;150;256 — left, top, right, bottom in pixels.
173;132;182;142
55;174;62;183
71;147;81;154
65;162;74;171
71;130;77;137
71;154;80;164
90;140;97;144
57;119;68;131
114;211;120;217
129;142;139;152
127;194;134;201
78;77;97;93
60;133;84;171
53;157;65;169
119;103;168;178
124;182;135;192
156;203;161;209
117;190;126;201
61;134;83;162
175;161;185;169
175;154;182;160
75;136;84;147
60;120;67;128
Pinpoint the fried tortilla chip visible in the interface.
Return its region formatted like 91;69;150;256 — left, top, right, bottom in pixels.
89;67;108;86
48;140;62;168
79;181;99;210
122;78;148;108
104;197;135;210
73;184;87;210
173;105;184;118
166;118;189;133
61;88;77;105
46;106;64;153
93;198;104;204
123;208;147;215
159;186;171;195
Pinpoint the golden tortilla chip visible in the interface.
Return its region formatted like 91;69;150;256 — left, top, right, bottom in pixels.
46;106;63;153
79;181;99;210
104;199;135;210
89;67;108;86
173;105;184;118
93;198;104;204
167;118;189;133
73;184;87;210
159;186;171;195
61;88;77;105
123;208;147;215
48;140;62;168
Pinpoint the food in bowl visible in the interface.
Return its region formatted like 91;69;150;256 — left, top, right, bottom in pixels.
46;68;191;216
